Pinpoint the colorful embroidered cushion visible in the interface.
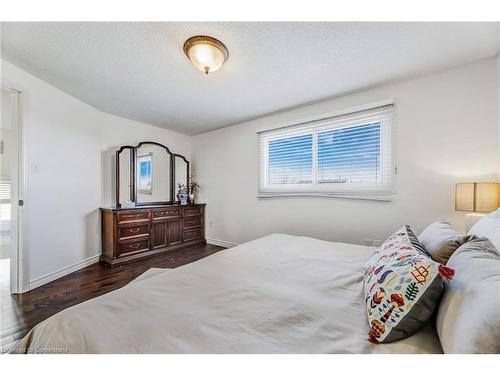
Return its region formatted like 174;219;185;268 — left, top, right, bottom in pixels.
363;225;454;343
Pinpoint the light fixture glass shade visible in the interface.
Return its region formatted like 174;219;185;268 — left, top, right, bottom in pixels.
183;36;228;75
455;182;500;213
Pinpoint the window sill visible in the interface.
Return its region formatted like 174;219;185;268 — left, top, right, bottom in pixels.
257;192;393;202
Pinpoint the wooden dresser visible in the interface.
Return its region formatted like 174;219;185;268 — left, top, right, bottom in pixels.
100;204;205;267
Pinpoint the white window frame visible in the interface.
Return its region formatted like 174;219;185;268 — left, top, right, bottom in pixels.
258;104;395;201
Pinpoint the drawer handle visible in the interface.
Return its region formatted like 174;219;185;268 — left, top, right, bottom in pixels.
129;243;140;249
124;214;143;219
129;228;141;233
155;210;178;216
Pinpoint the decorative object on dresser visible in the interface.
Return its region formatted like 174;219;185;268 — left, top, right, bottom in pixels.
188;176;200;204
100;204;206;267
121;201;136;209
102;141;205;267
176;183;189;205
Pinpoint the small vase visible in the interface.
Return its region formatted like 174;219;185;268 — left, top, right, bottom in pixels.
189;194;195;204
177;190;188;205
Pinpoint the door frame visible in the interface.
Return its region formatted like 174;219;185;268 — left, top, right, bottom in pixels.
1;83;26;294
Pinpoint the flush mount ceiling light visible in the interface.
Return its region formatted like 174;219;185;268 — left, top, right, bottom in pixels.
183;35;229;75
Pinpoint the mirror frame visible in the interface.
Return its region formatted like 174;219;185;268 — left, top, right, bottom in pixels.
115;141;190;207
115;145;135;207
173;154;190;203
134;141;174;206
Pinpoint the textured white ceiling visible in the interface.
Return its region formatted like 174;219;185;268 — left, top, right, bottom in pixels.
1;22;500;135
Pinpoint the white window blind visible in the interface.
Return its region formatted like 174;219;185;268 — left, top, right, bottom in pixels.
258;104;394;199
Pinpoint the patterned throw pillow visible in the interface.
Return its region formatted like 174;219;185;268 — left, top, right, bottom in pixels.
363;225;454;343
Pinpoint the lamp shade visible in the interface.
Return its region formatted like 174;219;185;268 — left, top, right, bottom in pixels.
455;182;500;213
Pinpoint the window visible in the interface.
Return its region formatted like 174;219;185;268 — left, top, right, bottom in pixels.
258;105;394;199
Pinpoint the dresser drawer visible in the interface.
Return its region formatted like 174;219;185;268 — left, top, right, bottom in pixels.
118;210;150;223
182;216;202;229
118;224;149;240
183;228;203;242
182;206;202;217
153;207;181;219
118;239;150;256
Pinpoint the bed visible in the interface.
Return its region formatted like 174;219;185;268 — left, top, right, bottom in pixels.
14;234;443;353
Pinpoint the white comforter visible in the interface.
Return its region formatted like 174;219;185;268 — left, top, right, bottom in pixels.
15;234;442;353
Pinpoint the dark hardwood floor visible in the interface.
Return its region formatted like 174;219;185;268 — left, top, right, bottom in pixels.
0;243;224;352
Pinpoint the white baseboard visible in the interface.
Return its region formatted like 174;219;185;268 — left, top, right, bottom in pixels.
28;254;101;291
207;238;239;248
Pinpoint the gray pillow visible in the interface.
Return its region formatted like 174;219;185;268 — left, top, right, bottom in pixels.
418;221;469;265
436;237;500;353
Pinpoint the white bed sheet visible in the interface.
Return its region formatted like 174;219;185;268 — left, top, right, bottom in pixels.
15;234;443;353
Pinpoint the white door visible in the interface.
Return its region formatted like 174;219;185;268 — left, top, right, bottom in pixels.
0;85;23;294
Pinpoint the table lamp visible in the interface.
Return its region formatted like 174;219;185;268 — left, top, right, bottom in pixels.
455;182;500;231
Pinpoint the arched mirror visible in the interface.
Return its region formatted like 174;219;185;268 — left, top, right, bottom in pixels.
115;146;134;206
135;142;172;205
114;141;191;207
173;154;189;202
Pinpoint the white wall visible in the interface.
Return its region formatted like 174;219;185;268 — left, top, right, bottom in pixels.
1;60;193;290
497;55;500;182
193;57;500;247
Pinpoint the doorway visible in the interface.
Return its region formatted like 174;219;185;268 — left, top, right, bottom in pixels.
0;84;22;294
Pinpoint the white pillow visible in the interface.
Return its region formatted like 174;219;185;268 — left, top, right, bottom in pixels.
418;221;468;264
467;208;500;250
